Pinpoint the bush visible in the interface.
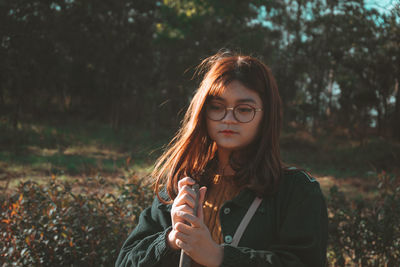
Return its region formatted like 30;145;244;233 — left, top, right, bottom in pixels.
0;177;153;266
327;171;400;266
1;172;399;266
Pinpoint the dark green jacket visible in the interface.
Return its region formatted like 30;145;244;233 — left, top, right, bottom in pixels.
115;170;328;267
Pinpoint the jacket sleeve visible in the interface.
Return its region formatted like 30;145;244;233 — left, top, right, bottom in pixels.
115;195;180;267
220;172;328;267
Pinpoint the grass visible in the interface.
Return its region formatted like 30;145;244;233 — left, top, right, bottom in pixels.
0;120;171;192
1;120;399;199
280;130;400;179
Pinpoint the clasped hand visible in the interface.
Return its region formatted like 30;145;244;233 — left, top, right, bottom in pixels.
167;177;223;267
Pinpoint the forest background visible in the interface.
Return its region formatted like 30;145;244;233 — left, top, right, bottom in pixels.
1;0;400;266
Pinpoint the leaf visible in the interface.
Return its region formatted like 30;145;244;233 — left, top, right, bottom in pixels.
21;247;28;257
126;156;131;166
12;202;19;210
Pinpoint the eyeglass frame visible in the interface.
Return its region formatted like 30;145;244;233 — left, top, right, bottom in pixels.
205;102;263;123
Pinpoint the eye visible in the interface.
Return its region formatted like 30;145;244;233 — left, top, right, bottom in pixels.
236;105;253;113
208;103;224;111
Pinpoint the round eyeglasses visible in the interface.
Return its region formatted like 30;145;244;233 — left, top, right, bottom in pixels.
205;102;263;123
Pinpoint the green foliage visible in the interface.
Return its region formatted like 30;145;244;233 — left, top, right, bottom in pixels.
2;0;398;139
0;177;153;266
1;171;400;265
328;172;400;266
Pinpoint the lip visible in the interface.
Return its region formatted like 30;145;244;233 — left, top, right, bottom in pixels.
219;130;238;134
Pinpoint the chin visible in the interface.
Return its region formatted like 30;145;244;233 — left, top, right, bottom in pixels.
216;143;244;151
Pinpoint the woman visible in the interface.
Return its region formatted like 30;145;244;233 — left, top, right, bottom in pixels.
116;51;328;267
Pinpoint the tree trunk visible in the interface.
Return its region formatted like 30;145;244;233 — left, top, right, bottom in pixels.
0;85;4;110
12;78;23;131
111;98;120;132
311;71;324;136
326;69;334;118
393;79;400;141
376;97;382;136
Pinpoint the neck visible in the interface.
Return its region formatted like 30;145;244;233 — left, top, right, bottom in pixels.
217;148;235;176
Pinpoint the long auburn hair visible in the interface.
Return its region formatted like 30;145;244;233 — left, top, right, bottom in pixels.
153;51;284;202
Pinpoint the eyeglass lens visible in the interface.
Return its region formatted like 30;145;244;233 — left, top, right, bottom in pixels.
206;102;256;123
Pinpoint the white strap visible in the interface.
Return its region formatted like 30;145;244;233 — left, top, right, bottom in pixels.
231;197;263;247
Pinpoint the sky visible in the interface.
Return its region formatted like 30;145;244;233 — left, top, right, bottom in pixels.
364;0;397;14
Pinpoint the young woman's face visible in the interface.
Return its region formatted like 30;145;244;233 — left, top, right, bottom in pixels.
206;80;263;152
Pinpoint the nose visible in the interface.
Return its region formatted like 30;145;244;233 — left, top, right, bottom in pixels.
222;107;237;124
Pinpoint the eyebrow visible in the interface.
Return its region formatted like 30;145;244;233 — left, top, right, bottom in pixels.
212;96;257;104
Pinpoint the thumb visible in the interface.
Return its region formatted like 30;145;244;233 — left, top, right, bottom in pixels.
197;186;207;219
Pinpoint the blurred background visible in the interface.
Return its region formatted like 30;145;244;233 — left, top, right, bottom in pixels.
1;0;400;266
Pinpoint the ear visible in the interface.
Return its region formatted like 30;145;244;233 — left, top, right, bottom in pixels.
197;186;207;220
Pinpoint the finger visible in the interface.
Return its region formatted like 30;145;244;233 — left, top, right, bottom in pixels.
178;177;196;191
175;221;192;234
173;205;193;224
175;230;190;243
174;191;195;210
176;211;201;228
170;229;191;252
168;229;179;245
175;204;193;214
197;186;207;219
179;185;197;200
176;238;193;254
175;231;193;253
